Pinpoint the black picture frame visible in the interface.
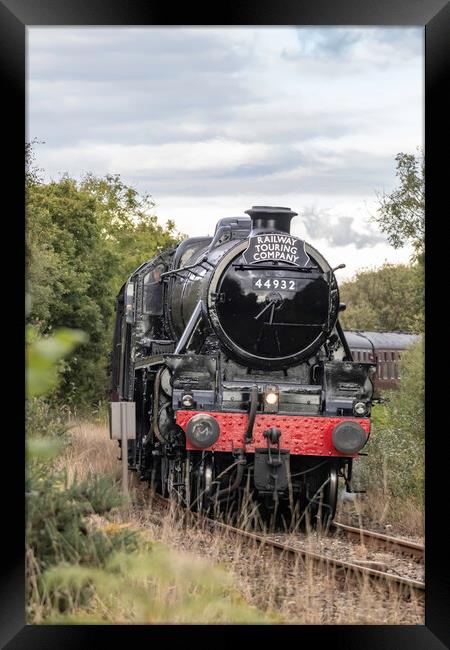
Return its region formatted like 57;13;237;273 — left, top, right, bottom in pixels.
2;0;449;647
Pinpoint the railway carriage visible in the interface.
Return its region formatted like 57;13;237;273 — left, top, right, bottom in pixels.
344;331;419;396
109;206;376;526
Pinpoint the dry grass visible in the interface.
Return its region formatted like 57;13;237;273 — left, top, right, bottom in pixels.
337;491;424;541
54;418;120;483
119;492;424;625
55;420;424;624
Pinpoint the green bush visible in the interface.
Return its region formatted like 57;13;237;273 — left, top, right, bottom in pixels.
26;397;70;440
41;545;271;624
27;465;133;572
26;324;134;620
354;337;424;503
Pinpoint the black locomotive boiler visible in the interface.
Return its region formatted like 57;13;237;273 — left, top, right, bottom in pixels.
109;206;375;526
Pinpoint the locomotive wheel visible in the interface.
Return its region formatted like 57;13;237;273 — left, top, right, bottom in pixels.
305;462;338;529
271;461;339;530
161;457;182;503
160;456;169;497
194;462;213;513
168;460;184;505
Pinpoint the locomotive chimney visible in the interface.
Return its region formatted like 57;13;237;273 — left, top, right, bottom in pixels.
245;206;298;234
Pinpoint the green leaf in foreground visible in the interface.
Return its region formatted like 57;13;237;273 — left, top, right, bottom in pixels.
26;437;64;461
26;327;88;397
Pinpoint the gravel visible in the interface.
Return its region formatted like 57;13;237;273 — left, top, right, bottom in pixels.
265;529;424;584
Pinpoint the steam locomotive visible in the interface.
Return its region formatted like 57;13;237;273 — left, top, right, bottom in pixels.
109;207;375;526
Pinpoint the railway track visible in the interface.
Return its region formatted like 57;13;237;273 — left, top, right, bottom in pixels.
149;494;424;595
330;521;424;562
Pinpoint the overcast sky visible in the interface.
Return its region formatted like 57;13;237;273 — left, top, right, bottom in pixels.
27;27;423;279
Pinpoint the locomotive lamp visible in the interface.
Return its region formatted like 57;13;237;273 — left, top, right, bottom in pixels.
181;392;195;408
264;386;279;412
353;401;367;416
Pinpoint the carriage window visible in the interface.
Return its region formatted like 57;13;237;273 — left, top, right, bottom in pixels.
143;264;165;315
394;361;399;379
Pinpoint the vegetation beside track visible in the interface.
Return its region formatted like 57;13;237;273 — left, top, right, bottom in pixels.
25;326;423;622
341;336;424;535
25;147;425;621
26;326;269;624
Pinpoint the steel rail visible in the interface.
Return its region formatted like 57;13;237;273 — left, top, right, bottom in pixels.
331;521;424;562
150;495;425;594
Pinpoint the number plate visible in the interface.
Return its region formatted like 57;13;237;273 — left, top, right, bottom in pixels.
252;278;298;291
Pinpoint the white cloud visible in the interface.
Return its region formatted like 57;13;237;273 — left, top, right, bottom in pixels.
150;191;413;280
27;26;423;276
38;139;275;176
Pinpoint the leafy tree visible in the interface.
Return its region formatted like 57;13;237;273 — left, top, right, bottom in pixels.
342;149;425;331
78;173;180;287
26;147;183;407
339;263;423;332
373;148;424;262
